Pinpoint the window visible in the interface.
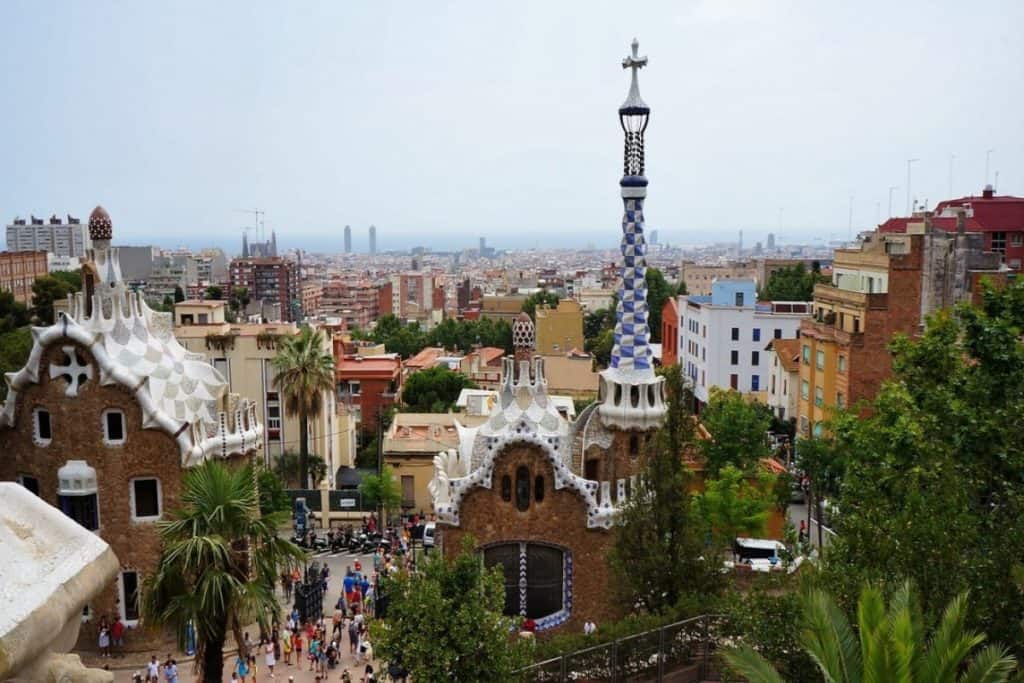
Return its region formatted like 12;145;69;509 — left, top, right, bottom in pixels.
629;434;640;457
770;375;776;394
814;386;824;408
500;475;512;502
515;466;530;511
33;407;51;444
735;292;745;306
992;231;1007;253
816;350;825;370
801;380;810;400
853;317;861;333
701;370;705;386
752;328;761;342
836;392;845;409
584;459;599;481
59;493;99;531
751;375;760;391
802;345;810;363
730;350;739;365
838;355;846;374
751;351;760;366
1012;233;1023;248
120;571;140;623
534;475;545;502
484;543;569;625
731;327;739;341
130;478;161;521
348;381;361;395
212;358;229;387
401;475;415;508
774;328;782;339
17;474;40;496
799;416;809;435
58;460;99;531
730;373;738;390
103;410;125;444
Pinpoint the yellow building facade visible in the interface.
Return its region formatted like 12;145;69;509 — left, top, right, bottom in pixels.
535;299;584;354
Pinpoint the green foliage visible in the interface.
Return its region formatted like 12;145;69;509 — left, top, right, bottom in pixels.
370;536;527;681
273;451;327;489
758;262;826;302
699;388;772;475
0;327;31;400
521;289;560;320
31;275;75;325
257;466;290;516
723;582;1019;682
143;460;305;683
692;464;773;559
173;285;185;303
586;328;614;369
358;465;403;518
229;286;250;313
356;433;380;469
49;269;82;291
645;267;673;343
0;291;30;333
610;364;722;612
423;316;513;355
583;306;615;342
271;326;336;488
205;285;223;300
821;279;1024;647
401;365;476;413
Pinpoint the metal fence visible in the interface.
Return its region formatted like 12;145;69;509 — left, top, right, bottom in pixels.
284;489;377;514
518;614;728;682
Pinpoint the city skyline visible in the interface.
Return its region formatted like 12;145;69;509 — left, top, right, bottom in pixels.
2;1;1022;249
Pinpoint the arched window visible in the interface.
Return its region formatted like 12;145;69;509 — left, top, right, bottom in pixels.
629;434;640;457
500;475;511;502
534;475;544;502
515;466;530;511
483;542;570;625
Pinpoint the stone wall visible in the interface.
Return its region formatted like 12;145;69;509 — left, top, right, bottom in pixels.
441;442;621;633
0;341;184;651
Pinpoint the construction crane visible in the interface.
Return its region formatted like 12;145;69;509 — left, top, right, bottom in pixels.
234;208;265;242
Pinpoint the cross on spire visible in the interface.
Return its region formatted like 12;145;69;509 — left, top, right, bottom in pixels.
620;38;649;113
622;38;647;75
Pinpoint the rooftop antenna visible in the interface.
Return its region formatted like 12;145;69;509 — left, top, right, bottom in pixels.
906;158;919;215
235;208;266;242
888;185;899;218
994;170;999;193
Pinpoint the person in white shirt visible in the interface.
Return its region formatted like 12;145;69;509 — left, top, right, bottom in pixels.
146;655;160;682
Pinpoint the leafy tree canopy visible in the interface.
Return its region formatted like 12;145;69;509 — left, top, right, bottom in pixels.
31;275;76;325
205;285;223;300
758;262;826;302
0;291;30;333
521;289;560;320
371;536;527;681
692;464;773;559
257;467;290;516
0;328;31;400
402;365;477;413
822;279;1024;647
645;267;674;343
358;465;403;518
698;387;772;475
173;285;186;303
49;269;82;292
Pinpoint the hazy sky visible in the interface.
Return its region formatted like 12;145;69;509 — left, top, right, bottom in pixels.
2;1;1022;253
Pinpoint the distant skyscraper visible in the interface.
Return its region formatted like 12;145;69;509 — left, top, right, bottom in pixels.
479;236;486;253
650;229;659;245
738;230;743;256
344;225;352;253
369;225;377;255
766;232;776;250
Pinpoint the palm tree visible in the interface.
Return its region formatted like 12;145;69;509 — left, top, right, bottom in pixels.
724;582;1019;683
271;326;335;488
143;459;305;683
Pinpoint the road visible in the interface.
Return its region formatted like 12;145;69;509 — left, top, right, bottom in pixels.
787;501;835;549
110;543;388;682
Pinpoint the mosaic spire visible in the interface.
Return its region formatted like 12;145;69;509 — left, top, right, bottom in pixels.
611;38;653;374
598;39;666;431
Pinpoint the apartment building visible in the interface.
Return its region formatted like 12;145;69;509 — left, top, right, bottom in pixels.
0;250;48;303
229;257;300;322
535;299;584;354
6;214;89;258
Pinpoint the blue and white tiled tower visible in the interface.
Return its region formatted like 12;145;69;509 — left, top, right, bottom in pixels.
598;39;666;431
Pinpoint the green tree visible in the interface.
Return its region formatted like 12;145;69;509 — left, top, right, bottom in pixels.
273;451;327;489
50;269;82;292
31;275;74;325
822;279;1024;646
0;291;30;333
271;326;335;488
645;267;673;342
0;327;31;400
758;263;826;302
143;460;305;683
521;289;559;320
698;388;771;475
229;286;250;314
586;328;614;370
610;364;721;611
257;467;290;516
370;536;527;681
692;464;772;560
401;365;476;413
724;583;1018;683
205;285;223;300
583;306;614;342
359;465;403;520
173;285;186;303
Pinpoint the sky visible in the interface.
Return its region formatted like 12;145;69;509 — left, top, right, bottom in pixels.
2;1;1022;254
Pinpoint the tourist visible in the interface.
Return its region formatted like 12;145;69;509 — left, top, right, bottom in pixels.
341;669;352;683
110;616;125;658
282;628;293;665
332;603;344;638
362;663;376;683
97;616;111;658
233;651;250;682
265;637;277;677
146;655;160;682
292;628;303;661
162;657;178;683
308;633;320;672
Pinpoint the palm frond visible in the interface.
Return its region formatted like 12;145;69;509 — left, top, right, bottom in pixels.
721;646;787;683
959;645;1018;683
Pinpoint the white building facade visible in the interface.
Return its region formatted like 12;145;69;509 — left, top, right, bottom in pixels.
678;279;810;406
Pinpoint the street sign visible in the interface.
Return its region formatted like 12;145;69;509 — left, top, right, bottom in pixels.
339;499;356;509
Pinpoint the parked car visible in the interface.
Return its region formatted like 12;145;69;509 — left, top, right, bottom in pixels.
423;521;436;550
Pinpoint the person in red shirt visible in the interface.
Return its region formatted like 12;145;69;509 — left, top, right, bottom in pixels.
110;616;125;658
